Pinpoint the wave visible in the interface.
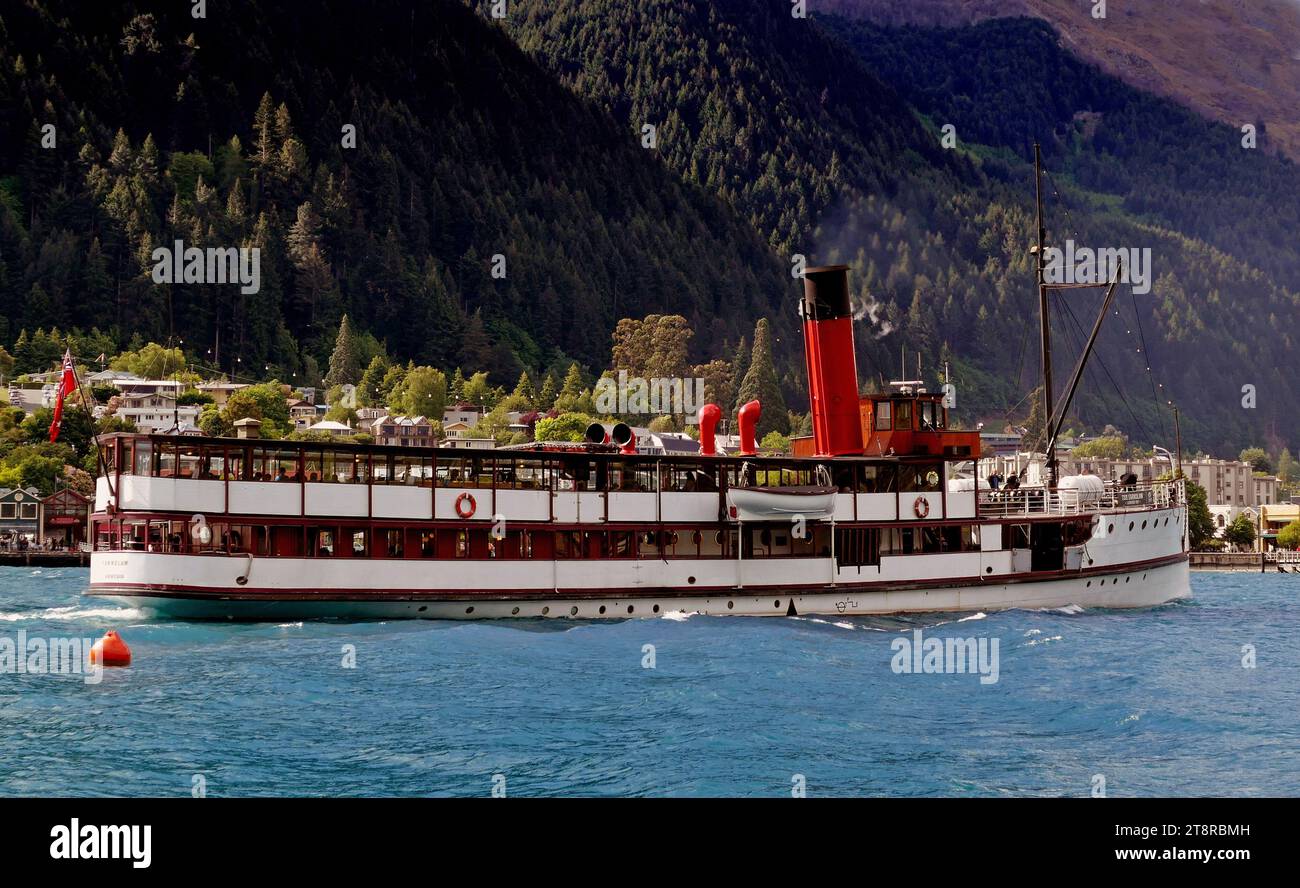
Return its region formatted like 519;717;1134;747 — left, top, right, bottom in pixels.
0;605;146;623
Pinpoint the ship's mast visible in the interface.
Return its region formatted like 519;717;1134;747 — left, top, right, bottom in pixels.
1033;143;1057;488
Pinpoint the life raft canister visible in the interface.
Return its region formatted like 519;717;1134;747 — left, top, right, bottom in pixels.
455;492;477;519
913;495;930;519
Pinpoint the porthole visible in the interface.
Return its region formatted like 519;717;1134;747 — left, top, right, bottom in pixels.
985;566;993;574
1141;521;1147;530
1088;558;1095;565
1128;522;1135;532
627;605;634;614
652;604;660;614
570;606;579;616
465;606;474;615
418;605;427;612
714;531;725;545
688;576;696;585
599;605;606;615
692;531;702;545
774;600;781;608
542;606;550;616
1108;524;1115;534
1113;578;1119;585
1086;581;1091;588
511;606;520;615
727;600;734;610
1125;576;1130;583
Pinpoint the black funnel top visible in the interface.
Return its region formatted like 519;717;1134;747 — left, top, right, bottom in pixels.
801;265;851;321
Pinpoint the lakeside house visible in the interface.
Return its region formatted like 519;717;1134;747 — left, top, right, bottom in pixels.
0;487;41;547
371;415;437;448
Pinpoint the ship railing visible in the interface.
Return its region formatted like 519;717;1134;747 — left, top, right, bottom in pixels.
977;479;1182;518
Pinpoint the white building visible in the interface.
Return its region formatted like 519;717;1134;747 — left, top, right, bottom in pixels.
113;391;201;433
307;420;354;438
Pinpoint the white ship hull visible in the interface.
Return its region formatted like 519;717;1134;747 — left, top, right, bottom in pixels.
90;557;1188;620
89;501;1189;620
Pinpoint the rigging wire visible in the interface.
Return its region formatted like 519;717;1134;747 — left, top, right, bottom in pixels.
1039;162;1175;446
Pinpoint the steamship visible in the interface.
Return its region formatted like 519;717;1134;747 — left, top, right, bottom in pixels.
86;257;1190;620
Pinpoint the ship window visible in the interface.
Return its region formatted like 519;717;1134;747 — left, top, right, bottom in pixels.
416;530;436;558
383;529;403;557
324;451;367;484
585;531;610;559
899;463;942;491
455;530;468;558
157;441;178;477
894;400;912;431
919;401;941;431
611;461;654;492
555;531;581;558
176;443;203;478
610;531;634;558
253;448;300;482
859;463;897;493
874;401;892;431
308;527;336;557
226;447;247;480
345;529;367;557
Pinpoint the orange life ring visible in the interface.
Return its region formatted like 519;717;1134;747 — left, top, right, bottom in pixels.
455;492;477;519
913;495;930;519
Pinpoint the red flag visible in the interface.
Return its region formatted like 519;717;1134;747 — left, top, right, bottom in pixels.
49;350;76;443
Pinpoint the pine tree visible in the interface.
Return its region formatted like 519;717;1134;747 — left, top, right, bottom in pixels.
730;336;750;412
323;314;362;387
513;370;536;407
560;362;584;398
358;354;390;407
538;372;558;411
734;319;789;438
449;367;466;403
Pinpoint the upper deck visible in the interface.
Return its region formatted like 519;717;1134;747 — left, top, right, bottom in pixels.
94;432;977;525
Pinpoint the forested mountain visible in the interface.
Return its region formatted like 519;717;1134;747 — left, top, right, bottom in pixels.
0;0;788;384
820;0;1300;162
2;0;1299;456
483;0;1300;454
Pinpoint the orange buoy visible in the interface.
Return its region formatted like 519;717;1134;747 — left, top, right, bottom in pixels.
89;631;132;667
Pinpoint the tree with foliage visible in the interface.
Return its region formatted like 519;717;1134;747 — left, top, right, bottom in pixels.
461;371;494;408
357;355;391;408
1277;449;1295;485
1223;514;1257;550
1072;436;1126;460
390;366;447;419
610;314;692;380
109;342;186;379
1184;480;1215;550
512;371;537;409
1278;520;1300;551
323;314;362;388
760;431;791;453
734;319;788;439
537;372;558;412
222;382;291;438
535;412;596;442
1239;447;1272;474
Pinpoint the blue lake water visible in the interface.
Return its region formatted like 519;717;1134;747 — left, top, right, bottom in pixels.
0;567;1296;797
